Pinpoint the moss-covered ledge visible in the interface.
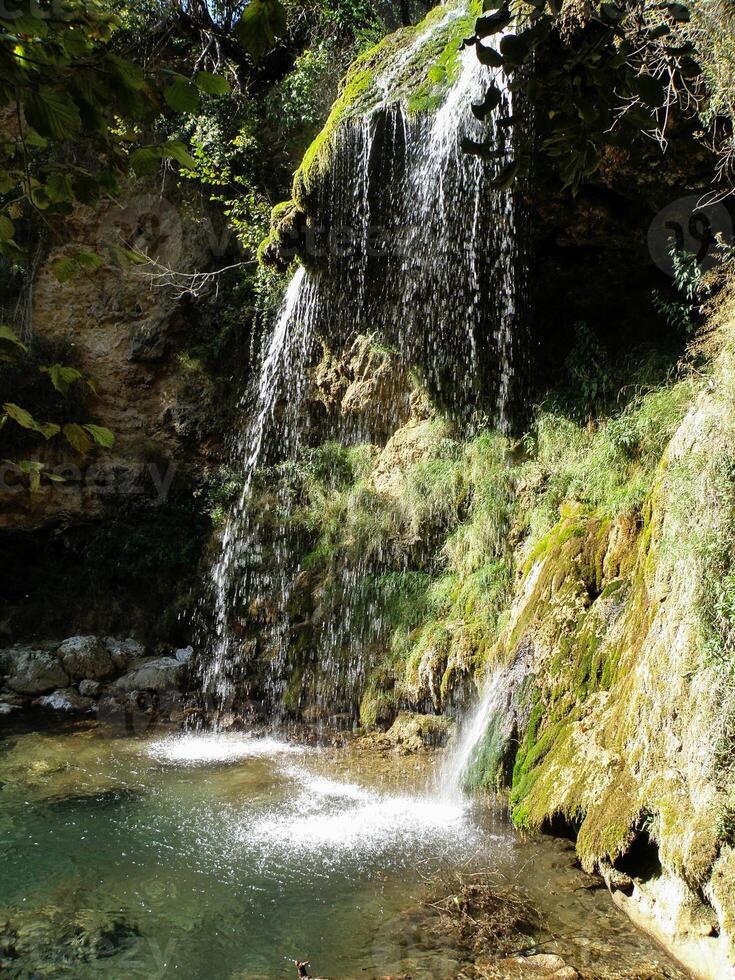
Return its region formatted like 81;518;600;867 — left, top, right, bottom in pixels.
292;0;481;209
257;200;307;270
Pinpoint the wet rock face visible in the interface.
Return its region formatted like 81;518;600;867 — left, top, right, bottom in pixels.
33;689;93;712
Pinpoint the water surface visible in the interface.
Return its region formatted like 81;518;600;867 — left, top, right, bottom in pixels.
0;719;683;978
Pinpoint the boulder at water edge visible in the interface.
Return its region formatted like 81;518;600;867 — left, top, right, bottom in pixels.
114;657;185;693
5;649;69;695
58;636;116;681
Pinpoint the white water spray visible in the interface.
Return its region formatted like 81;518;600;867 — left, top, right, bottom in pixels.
441;669;507;800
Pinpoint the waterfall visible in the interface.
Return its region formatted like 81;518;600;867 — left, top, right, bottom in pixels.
200;266;318;709
198;2;523;720
440;669;506;800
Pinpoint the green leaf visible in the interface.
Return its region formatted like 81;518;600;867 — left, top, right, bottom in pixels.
195;71;231;96
24;128;48;149
0;323;27;361
45;172;74;204
471;84;502;121
600;2;625;23
461;137;505;158
0;240;26;262
51;251;104;283
679;56;701;78
489;159;520;191
3;403;60;439
475;43;504;68
476;5;512;37
73;173;100;207
83;424;115;449
0;214;14;241
666;2;690;22
163;140;196;170
235;0;287;59
0;172;16;194
164;78;200;114
129;145;164;176
24;86;81;140
40;363;84;395
63;423;92;454
105;53;146;90
633;73;666;108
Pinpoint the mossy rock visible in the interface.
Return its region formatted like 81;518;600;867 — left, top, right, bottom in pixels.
292;0;482;210
257;200;307;270
386;710;452;750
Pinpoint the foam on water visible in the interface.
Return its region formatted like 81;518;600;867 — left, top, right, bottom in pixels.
148;733;307;766
237;767;479;860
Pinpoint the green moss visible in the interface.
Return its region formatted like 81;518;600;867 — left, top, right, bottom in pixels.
405;5;481;113
292;0;482;207
464;707;512;791
293;48;383;207
257;199;306;268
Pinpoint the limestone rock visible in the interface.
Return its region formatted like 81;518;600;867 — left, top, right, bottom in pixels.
79;679;102;698
114;657;185;693
104;637;146;671
496;955;577;978
385;711;452;750
34;689;92;712
58;636;115;681
5;649;69;695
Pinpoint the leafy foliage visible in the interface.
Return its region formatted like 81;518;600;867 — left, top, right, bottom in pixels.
464;0;720;191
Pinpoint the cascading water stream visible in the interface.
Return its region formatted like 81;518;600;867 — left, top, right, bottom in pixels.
200;266;319;710
198;2;523;726
439;669;506;801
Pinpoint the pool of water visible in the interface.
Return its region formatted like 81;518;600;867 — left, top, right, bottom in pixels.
0;718;684;979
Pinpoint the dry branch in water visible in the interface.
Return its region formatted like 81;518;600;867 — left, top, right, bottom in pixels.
426;870;544;959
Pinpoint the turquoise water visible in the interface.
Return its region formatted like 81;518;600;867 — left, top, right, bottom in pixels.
0;718;682;979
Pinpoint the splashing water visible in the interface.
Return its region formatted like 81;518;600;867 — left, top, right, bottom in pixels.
440;669;507;801
148;732;307;765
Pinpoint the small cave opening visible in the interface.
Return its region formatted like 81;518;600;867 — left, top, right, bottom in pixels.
541;812;581;843
614;829;663;883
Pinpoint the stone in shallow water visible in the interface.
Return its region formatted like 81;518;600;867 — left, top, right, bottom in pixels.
5;649;68;695
58;635;116;681
385;711;452;750
114;657;185;692
34;688;92;712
